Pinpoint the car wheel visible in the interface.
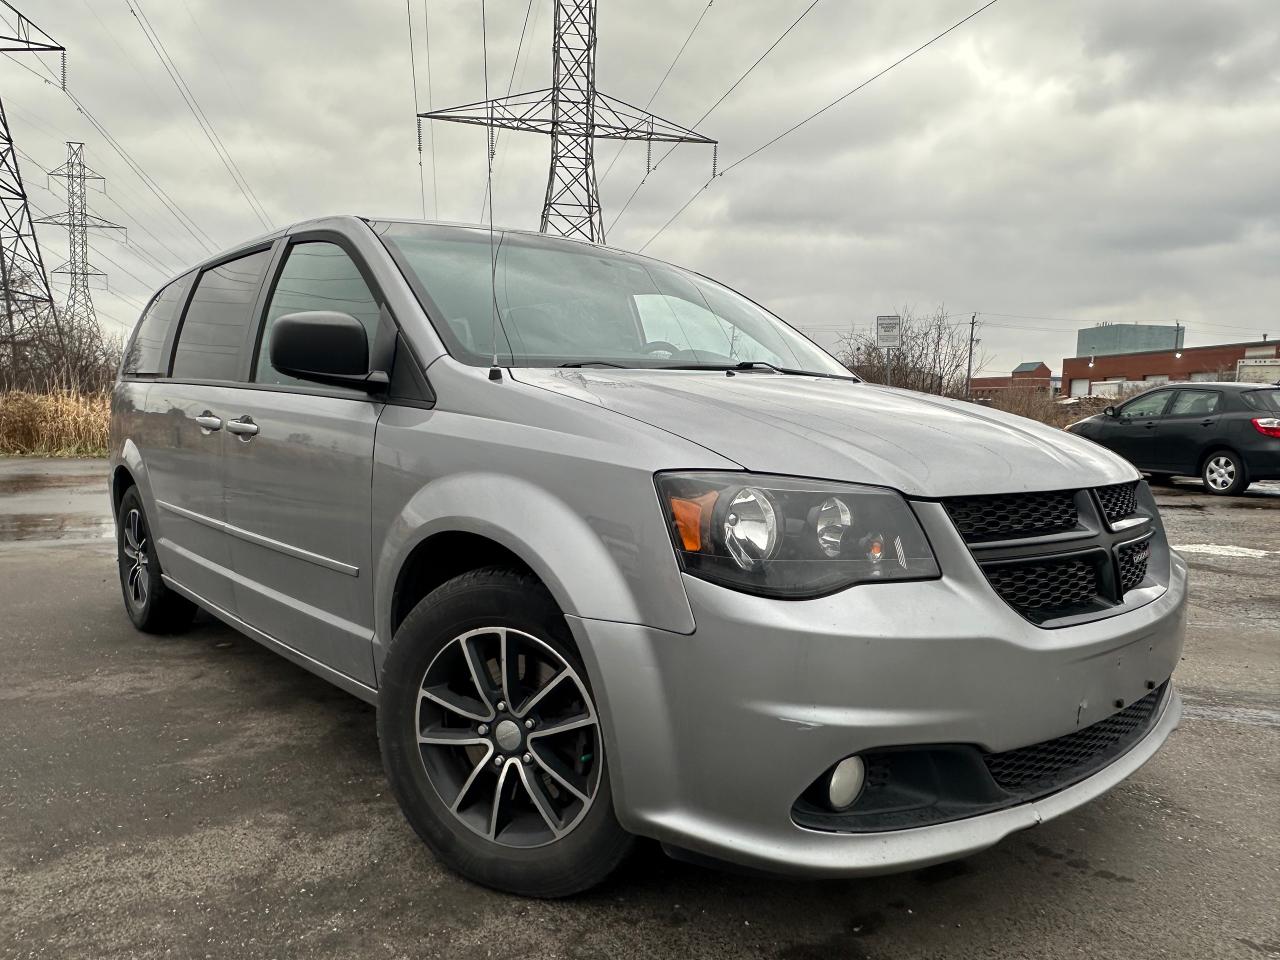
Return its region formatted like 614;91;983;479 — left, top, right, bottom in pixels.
1201;450;1249;496
378;567;633;897
116;486;197;633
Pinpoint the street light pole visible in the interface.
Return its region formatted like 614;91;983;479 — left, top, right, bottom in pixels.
965;312;977;399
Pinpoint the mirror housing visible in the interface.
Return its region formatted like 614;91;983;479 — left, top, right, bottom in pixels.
1103;405;1118;418
269;311;387;391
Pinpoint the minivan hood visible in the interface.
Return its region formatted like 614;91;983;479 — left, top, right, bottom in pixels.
512;369;1137;497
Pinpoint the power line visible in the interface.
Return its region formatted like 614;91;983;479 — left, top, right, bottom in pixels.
422;1;439;218
638;0;1002;252
22;51;221;254
597;0;715;189
126;0;272;229
406;0;427;219
478;0;536;221
607;0;823;234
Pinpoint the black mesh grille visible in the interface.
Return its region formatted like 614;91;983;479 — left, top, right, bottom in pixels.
984;685;1165;794
1096;481;1139;525
944;491;1078;543
984;555;1099;619
1118;538;1151;593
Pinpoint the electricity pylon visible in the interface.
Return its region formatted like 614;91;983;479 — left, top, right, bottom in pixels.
422;0;715;244
36;143;123;353
0;1;62;386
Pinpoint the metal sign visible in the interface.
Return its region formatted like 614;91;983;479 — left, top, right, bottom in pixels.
875;315;902;350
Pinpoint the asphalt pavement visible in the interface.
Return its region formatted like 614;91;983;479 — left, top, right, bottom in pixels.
0;458;1276;959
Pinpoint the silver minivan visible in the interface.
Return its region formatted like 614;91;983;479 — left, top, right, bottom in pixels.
109;216;1186;896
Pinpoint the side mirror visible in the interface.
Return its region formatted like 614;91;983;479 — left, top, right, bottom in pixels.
270;311;387;391
1103;405;1118;418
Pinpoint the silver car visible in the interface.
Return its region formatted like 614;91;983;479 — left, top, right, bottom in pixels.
109;216;1186;896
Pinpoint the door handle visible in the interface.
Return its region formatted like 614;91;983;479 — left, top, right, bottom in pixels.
1143;423;1157;430
226;416;259;439
1200;419;1214;426
194;412;222;433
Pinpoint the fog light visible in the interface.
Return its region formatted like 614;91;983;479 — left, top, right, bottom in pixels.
827;756;865;810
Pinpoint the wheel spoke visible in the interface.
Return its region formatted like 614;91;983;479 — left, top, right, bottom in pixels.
122;542;138;562
418;726;486;747
530;747;591;804
450;746;494;813
460;632;499;714
126;510;142;552
516;761;565;838
527;714;595;741
420;685;490;723
487;760;513;839
498;630;521;711
514;669;569;718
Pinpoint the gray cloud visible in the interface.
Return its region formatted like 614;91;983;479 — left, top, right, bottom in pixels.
6;0;1277;371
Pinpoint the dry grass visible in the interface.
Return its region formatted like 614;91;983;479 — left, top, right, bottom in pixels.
987;390;1112;429
0;390;110;457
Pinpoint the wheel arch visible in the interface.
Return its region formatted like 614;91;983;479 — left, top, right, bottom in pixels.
1198;444;1246;474
372;470;695;680
110;439;153;522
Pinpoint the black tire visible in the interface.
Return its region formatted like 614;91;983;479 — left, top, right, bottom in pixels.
378;567;633;897
1200;449;1250;496
116;486;197;634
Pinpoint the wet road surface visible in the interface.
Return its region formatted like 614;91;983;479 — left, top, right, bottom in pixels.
0;459;1276;959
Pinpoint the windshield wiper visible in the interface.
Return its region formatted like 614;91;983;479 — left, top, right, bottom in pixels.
558;361;628;368
659;361;856;381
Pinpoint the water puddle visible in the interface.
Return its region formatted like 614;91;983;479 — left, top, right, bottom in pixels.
0;513;115;542
0;472;103;496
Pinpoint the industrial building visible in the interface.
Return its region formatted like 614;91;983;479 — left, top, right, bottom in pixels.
1060;339;1280;397
1075;323;1184;358
969;361;1054;398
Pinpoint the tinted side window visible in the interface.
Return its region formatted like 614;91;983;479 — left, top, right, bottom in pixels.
1243;390;1280;413
123;274;191;376
1168;390;1221;416
255;242;381;386
171;249;272;382
1120;391;1170;418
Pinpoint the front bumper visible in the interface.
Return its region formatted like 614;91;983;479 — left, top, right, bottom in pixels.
567;504;1188;877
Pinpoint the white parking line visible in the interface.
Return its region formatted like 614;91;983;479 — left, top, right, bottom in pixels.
1173;543;1277;559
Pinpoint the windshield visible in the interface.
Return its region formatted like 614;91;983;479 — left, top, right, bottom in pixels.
375;222;849;376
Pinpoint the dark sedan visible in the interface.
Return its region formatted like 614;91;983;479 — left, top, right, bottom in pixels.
1065;382;1280;495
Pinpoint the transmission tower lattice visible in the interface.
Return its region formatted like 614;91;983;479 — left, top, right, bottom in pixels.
36;143;124;337
0;1;63;385
422;0;716;244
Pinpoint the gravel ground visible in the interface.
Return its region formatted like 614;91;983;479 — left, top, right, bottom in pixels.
0;458;1276;960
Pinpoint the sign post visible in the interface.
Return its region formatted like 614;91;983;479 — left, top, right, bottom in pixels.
876;315;902;388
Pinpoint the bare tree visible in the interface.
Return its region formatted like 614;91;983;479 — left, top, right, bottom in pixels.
834;306;989;397
0;264;120;392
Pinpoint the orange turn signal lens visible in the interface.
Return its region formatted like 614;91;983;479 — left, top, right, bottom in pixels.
670;491;717;553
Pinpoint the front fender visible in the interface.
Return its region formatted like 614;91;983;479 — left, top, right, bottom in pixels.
373;470;696;673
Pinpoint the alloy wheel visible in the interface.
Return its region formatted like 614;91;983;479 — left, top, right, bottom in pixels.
1205;455;1236;491
414;627;602;848
121;508;150;608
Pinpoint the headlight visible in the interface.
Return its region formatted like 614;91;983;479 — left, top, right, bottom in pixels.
656;472;940;598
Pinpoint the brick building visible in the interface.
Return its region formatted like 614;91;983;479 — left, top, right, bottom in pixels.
1061;339;1279;397
970;361;1054;399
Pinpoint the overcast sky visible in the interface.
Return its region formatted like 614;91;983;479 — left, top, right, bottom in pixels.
5;0;1277;374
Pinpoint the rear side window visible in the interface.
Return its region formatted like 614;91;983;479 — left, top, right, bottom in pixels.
123;274;191;376
1168;390;1221;416
1243;390;1280;413
254;242;381;386
171;249;273;381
